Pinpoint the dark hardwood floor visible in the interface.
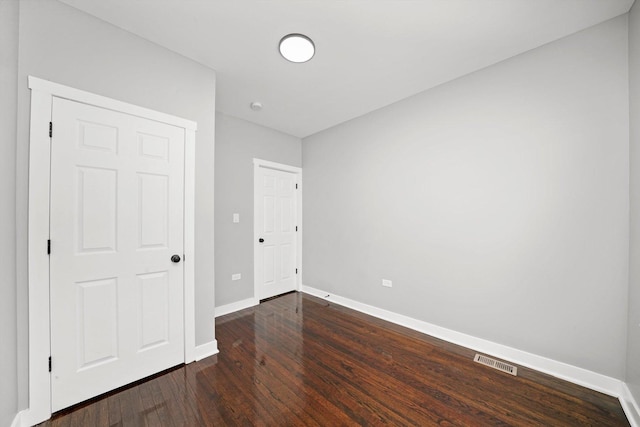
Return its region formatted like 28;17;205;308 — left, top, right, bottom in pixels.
40;292;630;426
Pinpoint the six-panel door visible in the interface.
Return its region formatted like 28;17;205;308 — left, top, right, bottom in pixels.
256;167;297;300
49;97;186;411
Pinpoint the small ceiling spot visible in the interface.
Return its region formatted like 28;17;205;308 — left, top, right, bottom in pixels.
279;34;315;63
250;101;263;111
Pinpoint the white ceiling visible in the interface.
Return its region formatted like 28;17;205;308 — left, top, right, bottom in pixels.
59;0;634;138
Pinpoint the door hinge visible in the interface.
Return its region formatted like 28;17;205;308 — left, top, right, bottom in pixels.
47;239;51;255
296;268;298;274
48;356;52;372
49;122;52;138
295;183;298;189
295;226;298;232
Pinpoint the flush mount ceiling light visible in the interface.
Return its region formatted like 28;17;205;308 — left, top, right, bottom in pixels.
279;33;315;63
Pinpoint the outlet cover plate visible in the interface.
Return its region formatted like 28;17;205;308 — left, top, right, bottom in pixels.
382;279;392;288
232;273;241;281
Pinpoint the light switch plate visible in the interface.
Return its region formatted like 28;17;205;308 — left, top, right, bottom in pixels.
233;213;240;223
382;279;392;288
232;273;241;281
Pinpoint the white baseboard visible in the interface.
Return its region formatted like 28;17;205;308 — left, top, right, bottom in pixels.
194;339;219;361
11;410;25;427
621;383;640;427
215;298;259;318
16;407;48;427
301;285;622;397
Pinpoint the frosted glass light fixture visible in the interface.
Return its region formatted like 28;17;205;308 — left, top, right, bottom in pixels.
279;34;315;63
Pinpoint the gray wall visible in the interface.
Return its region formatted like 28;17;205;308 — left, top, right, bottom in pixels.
303;16;629;378
628;1;640;403
15;0;217;409
215;113;301;307
0;0;19;424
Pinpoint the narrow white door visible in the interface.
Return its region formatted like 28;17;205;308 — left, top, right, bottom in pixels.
255;167;297;300
49;97;185;411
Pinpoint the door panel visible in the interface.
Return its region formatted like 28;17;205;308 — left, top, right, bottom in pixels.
76;278;118;370
138;173;169;248
281;244;293;280
50;97;185;411
138;271;170;351
256;167;297;300
77;167;117;253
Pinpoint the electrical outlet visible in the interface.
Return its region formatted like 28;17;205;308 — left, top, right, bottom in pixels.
232;273;241;281
382;279;392;288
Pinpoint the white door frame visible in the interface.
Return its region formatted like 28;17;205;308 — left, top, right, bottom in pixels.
253;159;302;303
24;76;197;426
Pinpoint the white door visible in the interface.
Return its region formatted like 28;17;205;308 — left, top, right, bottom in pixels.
255;167;298;300
49;97;186;411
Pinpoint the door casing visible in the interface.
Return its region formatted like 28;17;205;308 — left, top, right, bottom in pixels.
25;76;197;426
253;158;302;303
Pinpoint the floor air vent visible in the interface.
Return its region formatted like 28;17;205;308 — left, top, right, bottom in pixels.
474;354;518;376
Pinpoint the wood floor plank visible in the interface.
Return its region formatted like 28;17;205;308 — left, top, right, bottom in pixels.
106;392;122;426
229;310;375;425
285;305;512;425
146;375;175;427
119;385;141;426
39;292;630;426
299;301;543;424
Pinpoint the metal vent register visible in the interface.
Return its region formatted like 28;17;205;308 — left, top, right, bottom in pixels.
474;354;518;376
